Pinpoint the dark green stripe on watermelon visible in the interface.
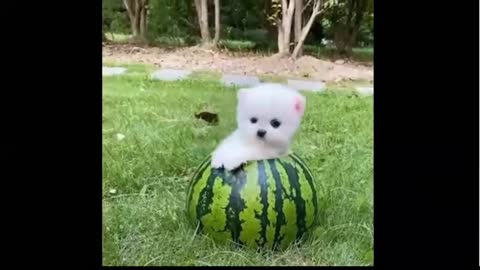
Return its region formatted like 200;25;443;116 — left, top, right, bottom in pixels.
186;155;211;212
256;160;270;247
277;159;307;240
267;159;287;249
290;154;319;227
224;168;247;245
195;168;219;231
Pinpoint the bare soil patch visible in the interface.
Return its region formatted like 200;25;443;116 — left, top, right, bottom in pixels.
102;44;373;82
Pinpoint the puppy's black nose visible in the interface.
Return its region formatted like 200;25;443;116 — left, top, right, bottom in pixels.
257;129;266;138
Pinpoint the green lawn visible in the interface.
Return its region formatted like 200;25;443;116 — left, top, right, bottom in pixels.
102;66;373;266
303;45;373;63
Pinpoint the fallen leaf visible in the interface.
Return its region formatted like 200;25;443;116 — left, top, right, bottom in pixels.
195;111;219;125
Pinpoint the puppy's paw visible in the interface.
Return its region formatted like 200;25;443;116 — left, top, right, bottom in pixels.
211;152;225;169
211;151;247;171
220;154;247;171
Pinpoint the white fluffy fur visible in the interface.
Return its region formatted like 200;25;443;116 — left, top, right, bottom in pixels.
211;83;306;170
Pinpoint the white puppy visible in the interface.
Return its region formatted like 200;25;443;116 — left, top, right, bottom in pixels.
211;83;306;170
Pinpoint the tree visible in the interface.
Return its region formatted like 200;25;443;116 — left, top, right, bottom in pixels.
194;0;221;47
270;0;295;56
294;0;304;57
103;0;130;35
194;0;211;44
123;0;148;40
147;1;198;39
269;0;336;59
331;0;368;55
291;0;335;59
213;0;221;45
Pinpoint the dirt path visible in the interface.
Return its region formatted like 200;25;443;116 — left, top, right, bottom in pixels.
102;44;373;82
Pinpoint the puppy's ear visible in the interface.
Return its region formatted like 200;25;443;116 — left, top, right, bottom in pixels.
293;93;306;117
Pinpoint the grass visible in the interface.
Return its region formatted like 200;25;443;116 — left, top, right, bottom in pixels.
102;63;157;76
220;39;257;51
258;74;288;84
325;79;373;92
304;45;373;63
105;32;133;42
102;65;373;266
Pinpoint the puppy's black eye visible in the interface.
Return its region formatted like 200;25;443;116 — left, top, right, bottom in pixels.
250;117;258;124
270;119;281;128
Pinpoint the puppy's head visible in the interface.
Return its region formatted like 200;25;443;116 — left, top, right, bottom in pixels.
236;83;306;148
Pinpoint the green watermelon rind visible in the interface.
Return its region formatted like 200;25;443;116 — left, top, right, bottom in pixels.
186;153;318;250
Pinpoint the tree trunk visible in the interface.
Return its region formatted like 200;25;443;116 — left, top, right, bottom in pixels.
123;0;147;40
200;0;210;43
333;0;366;56
138;0;147;40
349;0;366;50
213;0;220;45
277;21;287;55
333;25;349;55
194;0;211;45
294;0;303;57
291;0;325;59
343;0;355;55
282;0;295;52
194;0;203;32
124;0;138;36
276;0;295;56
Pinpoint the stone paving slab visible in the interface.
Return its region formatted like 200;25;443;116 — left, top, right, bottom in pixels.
103;67;127;76
221;74;261;87
151;69;192;81
355;86;374;96
287;79;326;92
106;65;373;98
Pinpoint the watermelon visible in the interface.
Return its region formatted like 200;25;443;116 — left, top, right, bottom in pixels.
186;153;318;250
